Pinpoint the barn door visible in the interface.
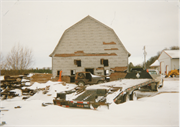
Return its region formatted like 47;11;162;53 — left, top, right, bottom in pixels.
70;70;75;83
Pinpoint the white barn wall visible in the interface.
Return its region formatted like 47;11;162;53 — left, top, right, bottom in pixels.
52;55;128;77
158;52;171;74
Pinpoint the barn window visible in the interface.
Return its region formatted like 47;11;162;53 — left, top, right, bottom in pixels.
74;60;81;67
100;59;109;67
57;70;61;76
71;70;76;75
103;60;109;66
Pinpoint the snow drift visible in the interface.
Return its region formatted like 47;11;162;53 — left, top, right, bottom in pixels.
0;78;179;127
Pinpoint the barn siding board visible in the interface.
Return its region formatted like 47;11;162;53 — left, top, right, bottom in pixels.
50;16;130;82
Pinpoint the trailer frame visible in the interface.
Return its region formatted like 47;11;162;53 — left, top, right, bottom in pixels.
53;78;158;109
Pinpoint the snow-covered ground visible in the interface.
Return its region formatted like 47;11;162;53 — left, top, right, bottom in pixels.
0;78;179;127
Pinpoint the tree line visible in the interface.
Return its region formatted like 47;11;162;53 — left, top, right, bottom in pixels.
1;44;178;75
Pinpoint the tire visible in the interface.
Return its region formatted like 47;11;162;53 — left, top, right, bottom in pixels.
124;93;129;102
170;75;174;78
97;80;104;84
90;103;99;110
151;83;158;91
130;92;137;101
154;84;159;91
114;96;124;104
78;81;85;86
160;79;164;88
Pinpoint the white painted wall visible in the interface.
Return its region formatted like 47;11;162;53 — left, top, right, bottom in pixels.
171;59;179;70
158;51;179;74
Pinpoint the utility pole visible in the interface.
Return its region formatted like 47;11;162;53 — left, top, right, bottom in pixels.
143;46;147;70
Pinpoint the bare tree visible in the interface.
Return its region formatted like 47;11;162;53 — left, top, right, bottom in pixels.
6;44;34;70
0;52;5;70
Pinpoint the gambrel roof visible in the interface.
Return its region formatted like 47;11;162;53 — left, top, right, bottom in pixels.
49;15;130;57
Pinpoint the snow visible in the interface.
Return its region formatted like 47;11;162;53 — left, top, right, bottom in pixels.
160;78;179;92
87;79;151;91
0;78;179;127
27;73;33;77
28;82;49;90
10;89;22;96
21;78;30;82
0;76;4;81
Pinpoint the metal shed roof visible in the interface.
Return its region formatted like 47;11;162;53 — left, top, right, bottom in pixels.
164;50;180;59
150;60;160;67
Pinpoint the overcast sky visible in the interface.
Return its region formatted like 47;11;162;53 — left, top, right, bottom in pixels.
1;0;179;68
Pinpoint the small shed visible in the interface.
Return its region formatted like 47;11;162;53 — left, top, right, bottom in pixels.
150;60;160;70
158;50;179;75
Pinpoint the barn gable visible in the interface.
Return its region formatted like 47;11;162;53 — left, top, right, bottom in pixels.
49;15;130;57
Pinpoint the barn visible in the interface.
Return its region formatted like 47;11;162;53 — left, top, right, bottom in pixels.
158;50;179;75
49;16;130;82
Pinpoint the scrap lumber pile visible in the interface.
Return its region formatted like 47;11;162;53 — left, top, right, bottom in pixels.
0;75;35;100
30;73;52;83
